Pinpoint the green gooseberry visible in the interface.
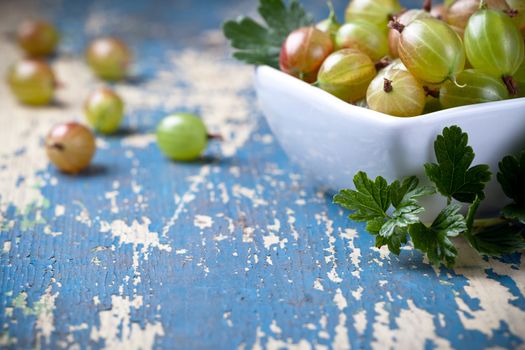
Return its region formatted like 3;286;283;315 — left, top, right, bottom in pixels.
156;113;209;161
335;20;388;61
439;69;509;108
84;87;124;134
317;48;377;103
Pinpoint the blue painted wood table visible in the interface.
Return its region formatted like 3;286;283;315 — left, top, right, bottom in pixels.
1;1;524;349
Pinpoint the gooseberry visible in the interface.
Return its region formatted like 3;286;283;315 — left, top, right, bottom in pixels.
506;0;525;37
345;0;403;29
279;27;333;83
84;87;124;134
464;6;524;95
430;4;448;20
156;113;209;161
317;48;376;102
86;37;131;81
7;59;55;106
447;0;510;31
393;18;465;84
17;20;59;57
367;69;426;117
439;69;509;108
335;21;388;60
45;122;96;174
388;9;432;58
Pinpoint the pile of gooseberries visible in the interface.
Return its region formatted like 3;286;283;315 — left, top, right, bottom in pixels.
280;0;525;117
6;19;215;174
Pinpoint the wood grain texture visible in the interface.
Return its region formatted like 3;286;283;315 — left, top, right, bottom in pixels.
0;0;524;349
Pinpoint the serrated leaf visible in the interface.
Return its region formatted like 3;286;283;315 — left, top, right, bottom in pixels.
468;222;525;256
424;126;491;203
380;177;434;238
223;0;313;68
375;228;408;255
501;204;525;224
333;172;390;222
497;152;525;221
409;204;466;267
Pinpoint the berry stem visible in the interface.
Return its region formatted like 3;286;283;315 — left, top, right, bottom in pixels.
502;75;519;96
327;0;337;21
388;20;405;33
383;78;393;93
423;0;432;12
374;57;392;71
423;86;440;98
479;0;488;9
504;9;519;17
48;142;65;151
207;133;223;141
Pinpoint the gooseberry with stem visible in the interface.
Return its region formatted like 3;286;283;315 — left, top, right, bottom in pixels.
439;69;509;108
86;37;131;81
279;27;333;83
156;113;214;161
84;87;124;134
7;59;55;106
316;1;341;41
45;122;96;174
391;17;466;85
366;69;426;117
464;4;524;95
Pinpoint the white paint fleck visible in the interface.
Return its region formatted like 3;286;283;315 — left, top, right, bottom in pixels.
3;241;12;253
353;310;367;335
333;288;348;311
121;133;156;148
90;295;164;350
105;191;119;214
269;320;282;335
262;231;287;250
54;205;65;217
313;278;324;291
352;286;364;301
193;215;214;230
232;185;268;207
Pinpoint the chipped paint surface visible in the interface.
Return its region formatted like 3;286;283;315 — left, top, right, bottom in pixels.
0;1;524;349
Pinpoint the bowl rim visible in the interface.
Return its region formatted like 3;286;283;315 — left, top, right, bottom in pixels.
256;65;525;128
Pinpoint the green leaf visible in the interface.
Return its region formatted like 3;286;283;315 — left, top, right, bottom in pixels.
334;174;435;254
375;228;408;255
333;172;390;222
501;204;525;224
409;204;467;267
380;177;434;238
223;0;313;68
468;222;525;256
498;151;525;222
424;126;491;203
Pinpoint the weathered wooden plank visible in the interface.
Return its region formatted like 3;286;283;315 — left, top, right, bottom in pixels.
0;1;524;349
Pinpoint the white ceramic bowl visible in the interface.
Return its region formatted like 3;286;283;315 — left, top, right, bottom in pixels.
255;65;525;218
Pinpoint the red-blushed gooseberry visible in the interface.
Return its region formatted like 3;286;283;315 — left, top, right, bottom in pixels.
430;4;448;20
464;7;524;95
388;9;432;58
366;69;426;117
317;48;376;102
17;20;59;57
7;59;55;106
84;87;124;134
45;122;96;174
335;21;388;60
86;37;131;81
345;0;403;29
156;113;209;161
279;27;333;83
439;69;509;108
447;0;510;31
394;18;465;84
